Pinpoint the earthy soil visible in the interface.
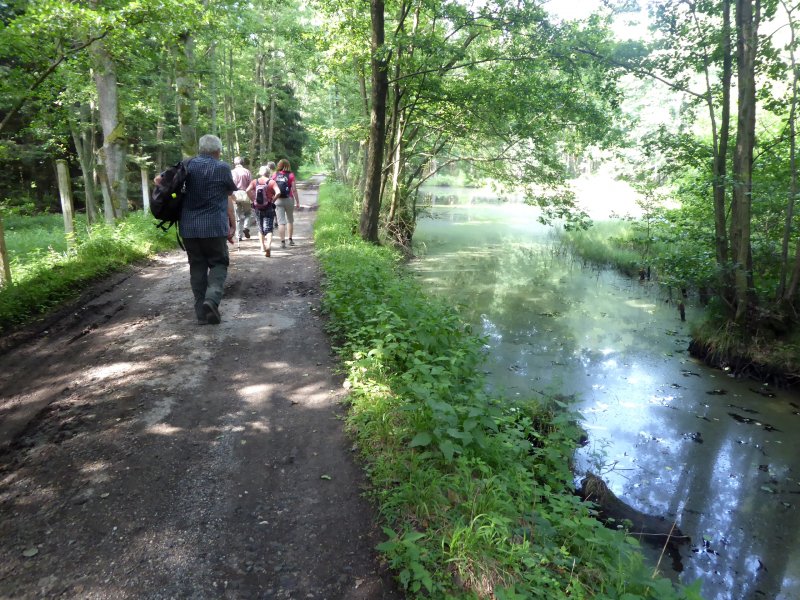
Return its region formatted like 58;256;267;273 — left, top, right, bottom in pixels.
0;178;403;600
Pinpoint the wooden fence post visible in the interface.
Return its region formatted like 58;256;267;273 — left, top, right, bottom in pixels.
0;215;11;287
140;166;150;213
56;159;75;244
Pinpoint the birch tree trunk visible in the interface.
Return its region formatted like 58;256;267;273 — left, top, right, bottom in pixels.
70;103;98;223
91;37;127;217
56;160;75;244
140;167;151;213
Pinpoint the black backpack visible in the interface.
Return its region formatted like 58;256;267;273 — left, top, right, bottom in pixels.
274;171;291;198
151;159;192;231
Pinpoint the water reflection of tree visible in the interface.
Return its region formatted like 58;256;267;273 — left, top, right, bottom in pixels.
622;397;800;599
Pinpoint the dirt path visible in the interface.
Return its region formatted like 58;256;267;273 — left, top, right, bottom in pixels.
0;178;402;599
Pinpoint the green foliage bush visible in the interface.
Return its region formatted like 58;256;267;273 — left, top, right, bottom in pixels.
0;212;177;333
314;183;701;599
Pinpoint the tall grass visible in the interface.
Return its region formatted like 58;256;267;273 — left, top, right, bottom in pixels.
314;183;701;599
559;221;644;277
0;212;177;333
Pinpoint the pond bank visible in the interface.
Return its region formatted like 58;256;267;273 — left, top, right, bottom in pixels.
688;332;800;389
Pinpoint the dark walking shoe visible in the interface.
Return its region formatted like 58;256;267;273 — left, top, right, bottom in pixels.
243;228;250;239
288;238;295;246
202;300;221;325
281;240;286;248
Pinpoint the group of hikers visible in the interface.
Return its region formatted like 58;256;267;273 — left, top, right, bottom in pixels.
153;134;301;326
230;155;301;257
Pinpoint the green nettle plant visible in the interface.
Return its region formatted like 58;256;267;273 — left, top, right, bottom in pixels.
314;183;702;599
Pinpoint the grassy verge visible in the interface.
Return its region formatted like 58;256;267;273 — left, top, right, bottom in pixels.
314;182;700;599
0;212;177;333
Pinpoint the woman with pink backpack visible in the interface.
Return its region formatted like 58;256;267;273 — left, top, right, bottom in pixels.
245;163;281;257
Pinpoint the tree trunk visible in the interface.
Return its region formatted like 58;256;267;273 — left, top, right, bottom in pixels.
714;0;733;300
95;158;115;225
69;103;99;223
387;112;405;226
267;95;276;156
780;0;799;301
249;95;259;165
0;216;12;287
786;240;800;303
731;0;759;325
223;92;233;161
249;54;266;163
259;106;267;161
356;62;370;195
209;41;218;136
360;0;389;243
156;88;166;176
175;34;198;158
140;166;151;213
91;37;127;218
225;47;235;158
56;160;75;245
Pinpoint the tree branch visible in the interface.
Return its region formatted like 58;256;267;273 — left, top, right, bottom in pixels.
0;30;111;135
571;47;709;102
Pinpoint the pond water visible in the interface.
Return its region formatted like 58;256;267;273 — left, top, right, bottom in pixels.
410;191;800;600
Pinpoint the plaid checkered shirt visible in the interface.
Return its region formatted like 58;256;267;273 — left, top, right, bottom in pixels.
179;154;237;238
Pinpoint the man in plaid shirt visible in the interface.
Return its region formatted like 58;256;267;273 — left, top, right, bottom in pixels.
158;134;237;324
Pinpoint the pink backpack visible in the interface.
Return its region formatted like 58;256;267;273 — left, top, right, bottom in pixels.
252;177;275;211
